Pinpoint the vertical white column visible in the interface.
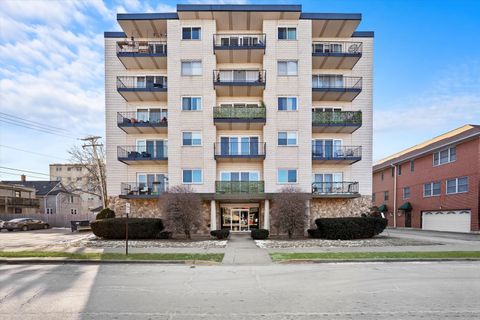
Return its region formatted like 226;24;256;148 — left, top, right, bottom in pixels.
263;199;270;230
305;199;311;235
210;200;217;230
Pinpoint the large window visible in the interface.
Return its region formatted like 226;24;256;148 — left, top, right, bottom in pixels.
136;108;168;123
312;75;343;88
135;76;167;88
136;139;168;157
312;139;342;158
424;181;441;197
277;60;298;76
312;173;343;193
278;169;297;184
182;97;202;111
403;187;410;199
182;169;202;184
446;177;468;194
182;27;201;40
278;97;297;111
278;131;297;146
181;61;202;76
182;132;202;146
137;173;167;194
220;171;259;181
278;27;296;40
433;146;456;166
219;136;259;156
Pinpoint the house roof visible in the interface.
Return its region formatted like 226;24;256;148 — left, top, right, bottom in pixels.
1;181;64;196
373;124;480;172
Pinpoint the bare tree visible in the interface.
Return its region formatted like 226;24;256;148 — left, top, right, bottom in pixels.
68;137;107;208
271;186;308;239
159;185;202;239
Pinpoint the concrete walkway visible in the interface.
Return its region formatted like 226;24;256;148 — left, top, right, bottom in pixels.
222;233;271;265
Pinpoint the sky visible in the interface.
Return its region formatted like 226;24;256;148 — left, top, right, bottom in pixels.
0;0;479;181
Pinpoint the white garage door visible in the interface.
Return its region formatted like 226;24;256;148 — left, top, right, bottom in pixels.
422;210;471;233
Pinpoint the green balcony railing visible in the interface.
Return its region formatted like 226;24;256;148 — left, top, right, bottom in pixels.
312;111;362;126
213;106;266;120
215;181;265;194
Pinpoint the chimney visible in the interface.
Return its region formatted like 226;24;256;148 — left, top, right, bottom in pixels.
21;174;26;182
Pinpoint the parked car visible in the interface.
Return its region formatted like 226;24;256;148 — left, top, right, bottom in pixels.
4;218;50;231
0;220;5;230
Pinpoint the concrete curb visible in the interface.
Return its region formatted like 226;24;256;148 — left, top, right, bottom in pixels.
0;258;220;265
277;258;480;264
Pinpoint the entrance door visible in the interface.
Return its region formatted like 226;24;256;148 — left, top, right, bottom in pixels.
404;210;412;228
223;208;257;231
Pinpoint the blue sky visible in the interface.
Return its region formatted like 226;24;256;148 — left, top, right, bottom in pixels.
0;0;479;181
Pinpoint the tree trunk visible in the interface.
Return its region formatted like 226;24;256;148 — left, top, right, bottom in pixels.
185;230;191;240
288;230;293;239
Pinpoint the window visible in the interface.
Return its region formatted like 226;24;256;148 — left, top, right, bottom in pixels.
391;167;395;177
15;191;20;197
71;209;77;215
220;171;259;181
56;167;61;172
182;169;202;184
398;165;402;176
136;139;168;158
312;75;343;88
381;171;384;181
67;167;72;171
446;177;468;194
433;146;456;166
69;195;74;203
278;97;297;111
277;60;298;76
278;131;297;146
278;169;297;184
182;27;201;40
278;27;296;40
410;160;415;172
76;177;82;181
424;181;441;197
136;108;168;123
15;208;22;214
384;191;389;201
312;173;343;193
137;173;167;194
312;139;342;157
135;76;167;88
219;136;260;156
182;132;202;146
182;97;202;111
46;208;53;214
181;60;202;76
76;167;82;172
403;187;410;199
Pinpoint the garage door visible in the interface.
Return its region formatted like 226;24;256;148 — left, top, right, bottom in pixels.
422;210;471;233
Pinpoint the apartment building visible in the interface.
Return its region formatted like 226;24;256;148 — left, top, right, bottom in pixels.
105;4;373;233
0;182;39;217
372;125;480;233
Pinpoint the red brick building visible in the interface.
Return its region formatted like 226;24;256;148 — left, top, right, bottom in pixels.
372;125;480;232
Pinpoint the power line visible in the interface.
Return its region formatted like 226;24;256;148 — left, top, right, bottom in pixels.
0;119;77;140
0;145;69;161
0;166;50;176
0;171;49;180
0;112;67;132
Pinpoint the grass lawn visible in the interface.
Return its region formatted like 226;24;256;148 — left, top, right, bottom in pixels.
0;251;224;262
270;251;480;262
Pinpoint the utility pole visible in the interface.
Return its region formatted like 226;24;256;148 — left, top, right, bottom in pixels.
81;136;107;208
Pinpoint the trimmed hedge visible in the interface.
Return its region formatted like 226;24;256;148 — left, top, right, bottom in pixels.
157;231;172;239
210;229;230;240
311;217;388;240
96;208;115;220
91;218;164;239
251;229;269;240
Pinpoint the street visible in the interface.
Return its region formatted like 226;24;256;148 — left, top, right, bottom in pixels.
1;262;479;319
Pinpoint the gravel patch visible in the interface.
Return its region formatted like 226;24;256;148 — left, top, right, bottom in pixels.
255;236;440;249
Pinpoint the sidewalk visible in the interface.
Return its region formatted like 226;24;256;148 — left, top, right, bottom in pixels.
222;233;271;265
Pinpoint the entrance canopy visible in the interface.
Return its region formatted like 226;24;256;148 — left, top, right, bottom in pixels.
399;202;412;211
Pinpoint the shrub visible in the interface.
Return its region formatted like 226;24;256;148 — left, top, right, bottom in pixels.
210;229;230;240
157;231;172;239
307;228;323;239
313;217;388;240
251;229;269;240
96;208;115;220
91;218;164;239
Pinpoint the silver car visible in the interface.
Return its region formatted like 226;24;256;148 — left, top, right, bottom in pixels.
4;218;50;231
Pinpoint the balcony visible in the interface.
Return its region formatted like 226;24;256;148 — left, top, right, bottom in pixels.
117;76;167;102
116;41;167;69
312;145;362;164
117;145;168;165
312;182;359;198
120;181;167;199
213;34;266;63
117;111;167;134
312;76;362;102
312;110;362;133
213;106;266;130
213;70;266;97
215;181;265;194
0;197;40;208
312;41;362;69
214;141;266;162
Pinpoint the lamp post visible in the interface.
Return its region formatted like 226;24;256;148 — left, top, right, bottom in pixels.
125;202;130;255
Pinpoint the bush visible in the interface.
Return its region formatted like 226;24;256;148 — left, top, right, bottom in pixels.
157;231;172;239
251;229;269;240
210;229;230;240
91;218;164;239
96;208;115;220
313;217;388;240
307;228;323;239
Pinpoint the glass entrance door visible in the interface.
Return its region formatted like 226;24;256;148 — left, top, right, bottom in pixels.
223;208;258;231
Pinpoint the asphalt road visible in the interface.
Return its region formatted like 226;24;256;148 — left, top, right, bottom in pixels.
1;262;479;319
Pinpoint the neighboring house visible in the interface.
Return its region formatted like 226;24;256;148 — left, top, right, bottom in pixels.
2;177;87;227
372;124;480;233
0;182;40;219
49;163;103;213
105;4;373;232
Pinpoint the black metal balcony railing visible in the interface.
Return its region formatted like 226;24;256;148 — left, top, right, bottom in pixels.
213;106;266;119
312;182;359;194
117;76;168;90
117;111;168;126
214;142;266;157
312;76;362;90
0;197;40;207
120;181;167;197
312;145;362;159
213;70;266;85
216;181;265;194
312;41;362;55
213;34;266;48
117;145;168;161
312;111;362;126
116;41;167;55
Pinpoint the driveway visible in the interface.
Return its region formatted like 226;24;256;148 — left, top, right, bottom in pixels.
0;228;92;251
